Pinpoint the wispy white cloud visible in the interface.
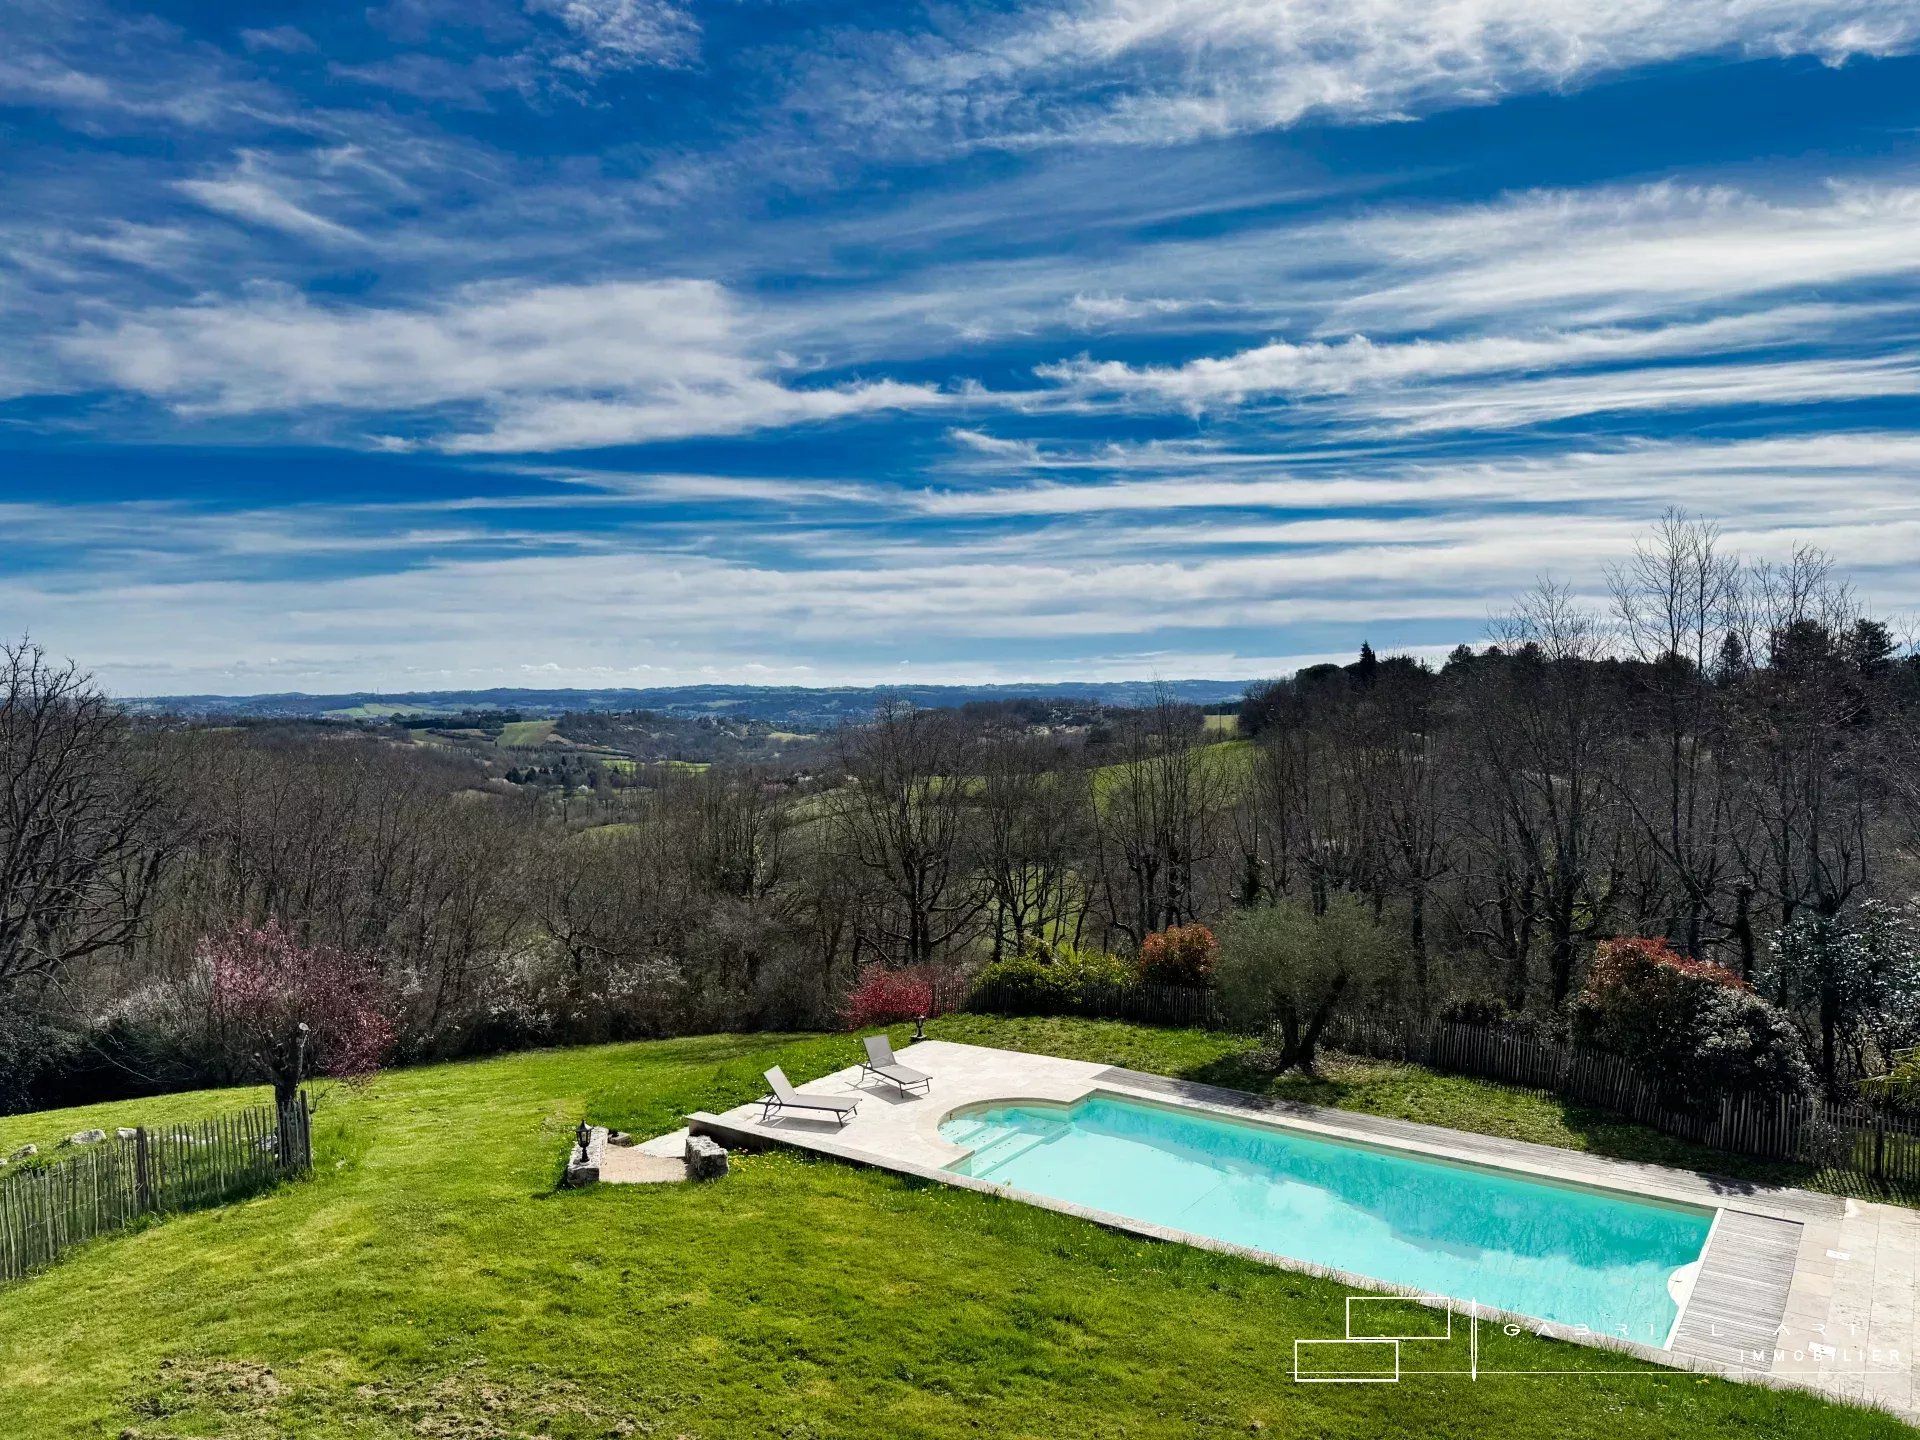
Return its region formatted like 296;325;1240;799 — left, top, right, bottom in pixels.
527;0;700;73
1357;356;1920;433
918;432;1920;518
1066;292;1223;327
947;428;1043;462
1034;308;1854;408
239;26;317;55
819;0;1920;151
442;378;946;452
1330;182;1920;329
524;468;886;506
59;278;947;449
176;175;364;246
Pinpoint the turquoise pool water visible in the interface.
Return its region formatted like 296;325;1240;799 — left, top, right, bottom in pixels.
942;1095;1713;1344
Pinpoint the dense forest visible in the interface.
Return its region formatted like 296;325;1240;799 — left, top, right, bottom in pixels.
3;516;1917;1113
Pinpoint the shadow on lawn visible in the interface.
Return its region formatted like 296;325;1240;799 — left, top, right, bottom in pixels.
1175;1052;1361;1109
1548;1105;1919;1205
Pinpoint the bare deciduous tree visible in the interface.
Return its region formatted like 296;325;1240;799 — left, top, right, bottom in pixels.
1093;689;1228;945
0;641;180;998
976;730;1090;956
831;700;983;966
1727;548;1886;932
1464;583;1621;1006
1607;511;1744;960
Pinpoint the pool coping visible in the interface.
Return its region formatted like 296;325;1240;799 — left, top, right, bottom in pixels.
683;1039;1916;1423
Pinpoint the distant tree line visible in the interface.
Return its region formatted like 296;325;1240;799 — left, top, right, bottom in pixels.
2;514;1917;1112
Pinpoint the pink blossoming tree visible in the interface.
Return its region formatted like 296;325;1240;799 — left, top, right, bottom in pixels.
202;920;395;1109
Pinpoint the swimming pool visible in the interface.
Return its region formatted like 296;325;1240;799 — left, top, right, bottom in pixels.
942;1094;1714;1345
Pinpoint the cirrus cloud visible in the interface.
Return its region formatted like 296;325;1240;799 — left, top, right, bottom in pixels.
59;278;948;450
814;0;1920;151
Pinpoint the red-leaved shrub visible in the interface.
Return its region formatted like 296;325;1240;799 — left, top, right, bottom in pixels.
840;963;955;1031
1136;923;1219;987
1571;936;1810;1107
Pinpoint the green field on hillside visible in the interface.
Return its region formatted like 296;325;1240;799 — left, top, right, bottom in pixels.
322;703;444;720
0;1019;1908;1439
496;718;558;747
1090;737;1255;802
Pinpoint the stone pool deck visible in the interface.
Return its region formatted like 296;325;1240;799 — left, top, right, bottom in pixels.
687;1039;1918;1424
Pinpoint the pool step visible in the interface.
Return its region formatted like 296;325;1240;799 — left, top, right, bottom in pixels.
952;1122;1067;1176
975;1131;1060;1173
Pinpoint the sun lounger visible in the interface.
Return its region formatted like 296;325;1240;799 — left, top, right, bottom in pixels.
859;1035;932;1096
760;1066;860;1125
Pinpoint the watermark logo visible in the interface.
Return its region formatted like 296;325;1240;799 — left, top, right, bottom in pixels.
1293;1297;1455;1384
1290;1295;1905;1384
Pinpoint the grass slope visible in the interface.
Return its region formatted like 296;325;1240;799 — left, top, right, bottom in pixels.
1089;738;1255;804
0;1020;1909;1439
496;719;558;748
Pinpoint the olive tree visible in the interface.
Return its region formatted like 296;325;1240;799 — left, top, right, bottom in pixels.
1215;894;1399;1073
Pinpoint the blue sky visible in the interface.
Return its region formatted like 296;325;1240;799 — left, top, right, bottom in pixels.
3;0;1920;695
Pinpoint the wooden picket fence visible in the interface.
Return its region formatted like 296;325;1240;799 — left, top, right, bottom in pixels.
968;979;1920;1190
1319;1012;1920;1188
0;1094;312;1285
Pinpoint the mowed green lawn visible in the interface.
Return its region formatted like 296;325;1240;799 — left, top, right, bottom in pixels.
0;1018;1910;1439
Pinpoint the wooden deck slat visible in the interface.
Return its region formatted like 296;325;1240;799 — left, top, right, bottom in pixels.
1670;1210;1801;1373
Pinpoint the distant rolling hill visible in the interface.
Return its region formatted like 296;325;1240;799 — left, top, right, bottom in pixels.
126;680;1254;726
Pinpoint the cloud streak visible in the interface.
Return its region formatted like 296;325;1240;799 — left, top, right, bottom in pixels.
1034;309;1857;407
1331;183;1920;329
59;279;949;449
10;444;1920;695
176;175;364;246
818;0;1920;151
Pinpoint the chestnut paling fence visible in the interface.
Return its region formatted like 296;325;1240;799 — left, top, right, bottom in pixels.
1317;1013;1920;1187
0;1094;312;1285
967;980;1920;1190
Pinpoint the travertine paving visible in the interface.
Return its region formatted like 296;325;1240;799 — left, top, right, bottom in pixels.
1774;1194;1919;1414
686;1039;1918;1422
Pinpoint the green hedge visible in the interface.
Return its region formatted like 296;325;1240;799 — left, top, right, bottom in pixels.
971;942;1134;1011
